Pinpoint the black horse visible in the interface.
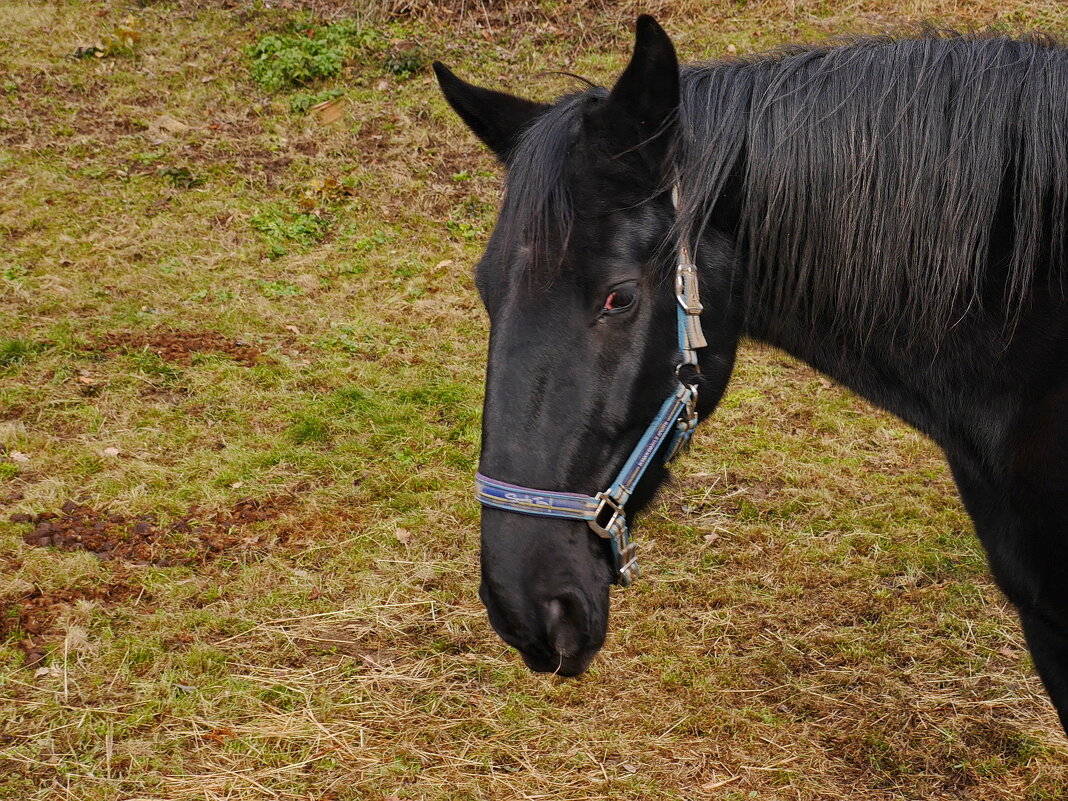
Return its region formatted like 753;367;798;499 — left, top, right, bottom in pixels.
434;17;1068;734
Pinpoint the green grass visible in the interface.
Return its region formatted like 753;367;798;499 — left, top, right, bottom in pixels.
2;1;1068;799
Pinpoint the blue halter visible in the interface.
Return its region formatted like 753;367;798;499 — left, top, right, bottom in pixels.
474;188;706;586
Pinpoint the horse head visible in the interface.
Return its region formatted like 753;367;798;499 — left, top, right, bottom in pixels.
435;16;740;675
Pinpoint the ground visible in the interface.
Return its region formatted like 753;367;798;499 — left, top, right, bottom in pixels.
2;1;1068;799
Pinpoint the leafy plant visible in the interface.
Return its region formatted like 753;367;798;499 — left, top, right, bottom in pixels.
70;14;143;59
383;44;426;78
2;263;28;283
247;20;377;92
158;166;202;188
289;88;346;114
258;280;303;299
250;205;330;257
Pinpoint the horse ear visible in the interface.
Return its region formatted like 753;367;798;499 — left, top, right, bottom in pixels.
434;62;550;163
597;15;680;163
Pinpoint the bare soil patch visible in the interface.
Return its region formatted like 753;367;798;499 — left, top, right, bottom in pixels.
95;329;263;366
12;496;288;566
1;581;140;668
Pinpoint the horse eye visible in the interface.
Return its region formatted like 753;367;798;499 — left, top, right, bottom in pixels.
602;284;638;315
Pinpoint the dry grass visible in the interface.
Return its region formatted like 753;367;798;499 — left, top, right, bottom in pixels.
2;1;1068;799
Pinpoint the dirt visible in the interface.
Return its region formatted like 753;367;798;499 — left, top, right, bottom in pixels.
95;329;263;367
7;496;291;664
1;581;140;668
12;496;288;567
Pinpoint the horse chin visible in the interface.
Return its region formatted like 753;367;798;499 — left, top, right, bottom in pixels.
519;647;599;677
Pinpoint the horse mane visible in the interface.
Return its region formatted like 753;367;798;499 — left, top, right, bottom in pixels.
678;29;1068;344
500;30;1068;343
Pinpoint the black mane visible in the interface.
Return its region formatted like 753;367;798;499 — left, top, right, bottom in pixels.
503;30;1068;342
681;30;1068;343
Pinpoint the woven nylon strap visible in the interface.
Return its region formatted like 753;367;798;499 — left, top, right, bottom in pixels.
475;381;695;585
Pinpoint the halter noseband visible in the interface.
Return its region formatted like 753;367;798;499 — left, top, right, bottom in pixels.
474;186;707;586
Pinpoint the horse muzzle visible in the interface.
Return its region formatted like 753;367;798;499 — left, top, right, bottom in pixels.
478;541;611;677
516;593;603;676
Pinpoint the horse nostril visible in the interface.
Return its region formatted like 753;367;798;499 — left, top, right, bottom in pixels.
545;594;587;659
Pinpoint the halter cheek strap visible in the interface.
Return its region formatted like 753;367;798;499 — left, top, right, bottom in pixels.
474;185;705;587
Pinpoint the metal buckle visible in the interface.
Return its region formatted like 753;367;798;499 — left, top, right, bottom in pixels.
675;262;704;315
663;383;699;464
589;491;625;539
616;521;639;581
618;555;640;586
613;526;639;586
682;385;698;432
590;492;639;586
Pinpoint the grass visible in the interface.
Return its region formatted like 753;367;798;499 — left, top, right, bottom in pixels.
2;1;1068;799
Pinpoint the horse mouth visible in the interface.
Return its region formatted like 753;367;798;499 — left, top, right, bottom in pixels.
519;647;599;677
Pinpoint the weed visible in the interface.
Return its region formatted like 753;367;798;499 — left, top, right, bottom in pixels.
258;280;303;298
384;44;427;78
157;166;202;188
247;20;378;92
445;219;481;240
250;205;330;255
1;263;28;283
0;338;37;367
289;87;346;114
289;414;330;444
349;231;392;252
70;14;143;60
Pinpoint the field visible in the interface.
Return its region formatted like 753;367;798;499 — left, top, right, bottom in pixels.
3;1;1068;799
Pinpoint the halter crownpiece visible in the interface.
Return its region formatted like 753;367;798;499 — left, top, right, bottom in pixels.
474;184;705;586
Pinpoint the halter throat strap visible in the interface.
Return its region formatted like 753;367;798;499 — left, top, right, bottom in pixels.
474;184;705;586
